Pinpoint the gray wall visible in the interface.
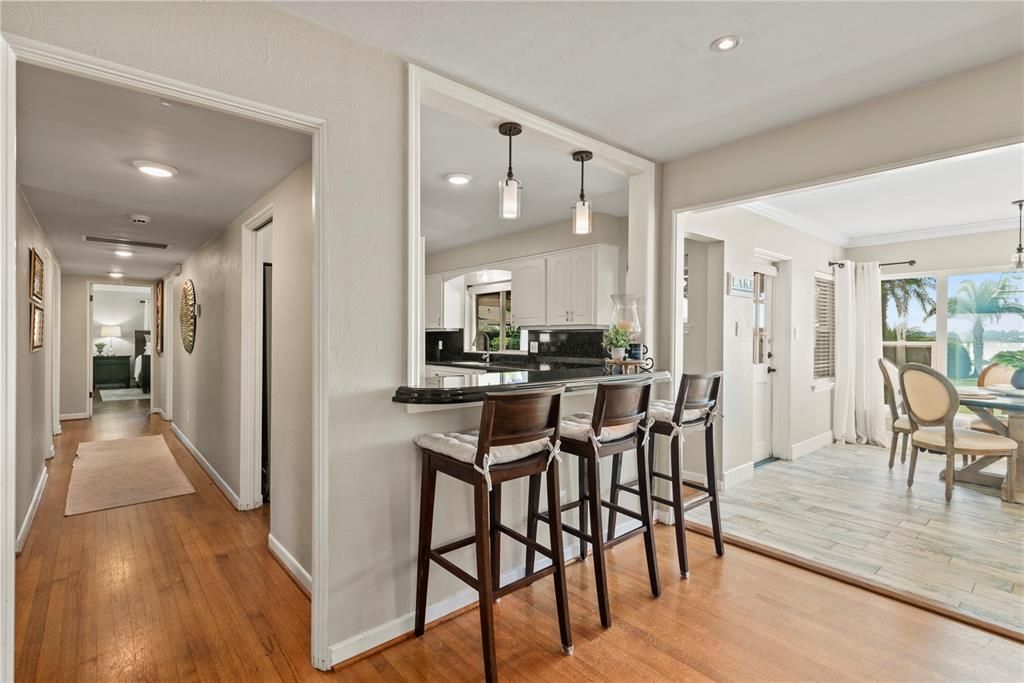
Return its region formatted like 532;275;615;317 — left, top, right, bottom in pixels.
15;187;53;537
845;226;1020;274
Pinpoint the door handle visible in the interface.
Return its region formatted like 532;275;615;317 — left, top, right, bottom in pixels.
767;367;777;374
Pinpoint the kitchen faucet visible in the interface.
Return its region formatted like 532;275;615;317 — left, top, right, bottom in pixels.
473;331;491;362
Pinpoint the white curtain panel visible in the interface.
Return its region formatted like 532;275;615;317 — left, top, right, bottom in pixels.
834;261;888;446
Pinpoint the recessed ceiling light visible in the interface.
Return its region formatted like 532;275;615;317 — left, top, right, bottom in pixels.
114;250;133;258
109;272;124;279
132;160;178;178
446;173;472;185
710;35;742;52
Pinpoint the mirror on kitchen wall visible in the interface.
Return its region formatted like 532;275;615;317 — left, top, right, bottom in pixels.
418;100;633;380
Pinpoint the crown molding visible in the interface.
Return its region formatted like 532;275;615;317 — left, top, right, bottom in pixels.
742;201;850;247
844;217;1015;248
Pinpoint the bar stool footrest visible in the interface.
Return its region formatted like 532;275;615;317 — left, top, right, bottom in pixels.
496;565;555;598
496;523;553;561
429;551;478;590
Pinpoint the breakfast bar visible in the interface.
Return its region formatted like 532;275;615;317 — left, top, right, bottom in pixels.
393;367;672;404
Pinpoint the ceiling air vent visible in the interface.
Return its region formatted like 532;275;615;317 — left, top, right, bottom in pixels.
83;235;170;250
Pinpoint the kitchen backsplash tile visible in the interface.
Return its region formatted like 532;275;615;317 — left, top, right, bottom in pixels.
528;329;606;359
425;330;465;363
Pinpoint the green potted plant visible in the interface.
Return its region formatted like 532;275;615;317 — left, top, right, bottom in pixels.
991;350;1024;389
604;324;632;361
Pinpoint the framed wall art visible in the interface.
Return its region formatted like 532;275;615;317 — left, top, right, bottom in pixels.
30;302;44;352
29;247;44;303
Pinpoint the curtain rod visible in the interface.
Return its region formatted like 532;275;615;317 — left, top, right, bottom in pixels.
828;259;916;269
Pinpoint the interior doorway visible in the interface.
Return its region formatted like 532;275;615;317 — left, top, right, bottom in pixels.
87;282;153;418
261;260;272;501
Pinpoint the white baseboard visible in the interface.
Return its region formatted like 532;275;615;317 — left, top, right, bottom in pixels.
59;412;89;421
723;462;754;488
789;430;833;461
268;533;312;594
47;443;55;460
328;518;638;668
16;466;48;554
155;408;170;421
170;422;241;509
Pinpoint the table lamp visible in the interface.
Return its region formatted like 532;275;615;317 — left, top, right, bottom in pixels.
100;325;121;355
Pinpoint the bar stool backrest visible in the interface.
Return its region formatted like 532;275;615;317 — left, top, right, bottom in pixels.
878;358;904;423
589;379;652;436
673;372;723;423
898;363;957;432
476;387;564;467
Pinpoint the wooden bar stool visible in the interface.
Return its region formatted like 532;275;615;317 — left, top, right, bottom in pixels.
610;372;724;578
413;387;573;683
527;379;660;629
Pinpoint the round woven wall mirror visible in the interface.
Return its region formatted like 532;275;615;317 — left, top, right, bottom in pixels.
179;279;197;353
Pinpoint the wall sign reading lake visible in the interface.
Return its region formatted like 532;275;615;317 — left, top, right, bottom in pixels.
727;272;754;297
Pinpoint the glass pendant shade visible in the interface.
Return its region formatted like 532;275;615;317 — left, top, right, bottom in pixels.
572;198;592;235
499;177;521;219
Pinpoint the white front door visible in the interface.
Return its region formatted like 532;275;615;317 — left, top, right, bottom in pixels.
752;270;775;461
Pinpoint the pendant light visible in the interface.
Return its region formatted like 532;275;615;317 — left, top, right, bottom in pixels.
1012;199;1024;270
498;122;523;219
571;150;593;235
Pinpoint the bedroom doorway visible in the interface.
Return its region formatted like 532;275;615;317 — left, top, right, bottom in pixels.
87;282;154;418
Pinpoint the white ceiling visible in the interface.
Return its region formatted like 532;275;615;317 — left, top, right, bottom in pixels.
743;143;1024;247
17;64;312;279
279;1;1023;162
422;105;627;253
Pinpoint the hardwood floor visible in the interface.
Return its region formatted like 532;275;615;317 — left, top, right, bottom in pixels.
16;408;1023;681
15;405;319;682
688;443;1024;634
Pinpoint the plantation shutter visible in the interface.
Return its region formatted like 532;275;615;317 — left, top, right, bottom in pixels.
813;276;836;379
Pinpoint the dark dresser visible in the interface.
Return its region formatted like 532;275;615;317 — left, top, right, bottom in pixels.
93;355;132;389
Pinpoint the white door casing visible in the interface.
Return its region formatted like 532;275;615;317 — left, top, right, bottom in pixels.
752;269;776;461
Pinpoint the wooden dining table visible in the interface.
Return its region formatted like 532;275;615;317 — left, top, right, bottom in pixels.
957;390;1024;504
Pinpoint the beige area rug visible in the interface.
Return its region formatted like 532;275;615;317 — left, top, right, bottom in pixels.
65;434;195;516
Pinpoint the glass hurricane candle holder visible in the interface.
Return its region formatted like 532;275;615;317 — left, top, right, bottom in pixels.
609;293;641;341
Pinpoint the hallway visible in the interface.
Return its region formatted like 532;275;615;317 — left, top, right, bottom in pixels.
15;412;318;682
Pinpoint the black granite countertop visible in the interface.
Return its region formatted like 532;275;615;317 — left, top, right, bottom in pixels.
393;367;671;404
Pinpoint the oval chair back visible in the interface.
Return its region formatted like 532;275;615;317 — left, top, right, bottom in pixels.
898;363;957;433
978;363;1014;387
590;379;653;436
878;358;904;424
476;387;563;469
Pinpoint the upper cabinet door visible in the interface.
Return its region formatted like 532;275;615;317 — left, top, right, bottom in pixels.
510;257;547;327
545;252;573;325
424;273;443;329
570;248;596;324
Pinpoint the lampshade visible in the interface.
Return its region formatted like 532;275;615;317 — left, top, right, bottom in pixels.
100;325;121;337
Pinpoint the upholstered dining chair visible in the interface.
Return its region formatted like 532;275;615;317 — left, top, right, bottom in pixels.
967;363;1013;435
878;358;911;468
898;363;1018;502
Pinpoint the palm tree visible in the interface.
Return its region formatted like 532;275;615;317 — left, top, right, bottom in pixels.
882;277;936;340
948;277;1024;375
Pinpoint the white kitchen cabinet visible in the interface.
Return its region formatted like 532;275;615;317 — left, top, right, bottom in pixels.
509;257;547;327
442;274;466;329
544;245;619;326
545;252;573;324
424;273;444;329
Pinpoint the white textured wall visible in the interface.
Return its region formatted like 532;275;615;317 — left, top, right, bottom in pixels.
845;225;1020;274
14;187;53;533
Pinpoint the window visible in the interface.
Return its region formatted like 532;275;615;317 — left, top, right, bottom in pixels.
947;271;1024;383
813;275;835;380
469;282;520;352
881;276;937;368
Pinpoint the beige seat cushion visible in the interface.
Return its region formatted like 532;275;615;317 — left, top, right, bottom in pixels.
912;427;1016;454
967;416;1009;434
414;431;550;465
893;416;911;432
560;413;638;442
648;399;707;425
